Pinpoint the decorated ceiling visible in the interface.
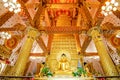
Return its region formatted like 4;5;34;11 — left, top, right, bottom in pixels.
0;0;120;65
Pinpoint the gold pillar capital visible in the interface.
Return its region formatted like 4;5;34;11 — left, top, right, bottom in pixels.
26;26;38;31
26;27;39;40
87;27;102;42
87;27;101;36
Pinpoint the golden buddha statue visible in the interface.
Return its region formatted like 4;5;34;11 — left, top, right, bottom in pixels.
38;62;45;77
84;62;93;77
58;53;70;71
55;53;72;75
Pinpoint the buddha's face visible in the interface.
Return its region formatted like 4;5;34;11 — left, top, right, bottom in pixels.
61;55;67;61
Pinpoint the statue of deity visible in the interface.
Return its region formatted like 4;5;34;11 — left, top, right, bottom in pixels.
54;53;72;75
84;62;93;77
38;62;45;77
57;53;70;71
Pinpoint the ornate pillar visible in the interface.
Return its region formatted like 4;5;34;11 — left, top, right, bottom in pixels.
10;27;38;76
88;27;119;79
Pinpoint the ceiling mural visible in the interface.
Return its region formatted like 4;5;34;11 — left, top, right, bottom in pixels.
5;35;20;50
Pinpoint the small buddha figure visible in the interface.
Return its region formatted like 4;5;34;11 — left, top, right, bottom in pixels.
38;62;45;77
57;53;70;71
84;62;93;77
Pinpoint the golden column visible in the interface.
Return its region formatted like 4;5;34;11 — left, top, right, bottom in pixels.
10;27;38;76
88;27;118;79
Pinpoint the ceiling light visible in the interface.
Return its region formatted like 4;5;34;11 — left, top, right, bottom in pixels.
17;8;21;12
12;0;17;3
109;11;112;14
113;7;117;11
111;0;115;4
0;32;11;39
101;0;119;16
3;0;8;2
104;12;108;16
101;11;105;14
116;31;120;38
2;0;21;13
4;3;9;7
14;9;18;13
108;5;112;10
114;2;119;6
9;7;13;12
102;6;106;10
16;4;21;7
105;1;110;6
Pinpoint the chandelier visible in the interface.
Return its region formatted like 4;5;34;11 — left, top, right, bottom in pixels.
0;32;11;39
116;32;120;38
2;0;21;13
101;0;119;16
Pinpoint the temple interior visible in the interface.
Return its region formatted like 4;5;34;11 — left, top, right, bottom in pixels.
0;0;120;80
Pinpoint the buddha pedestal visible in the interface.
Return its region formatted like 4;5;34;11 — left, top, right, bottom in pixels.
55;69;72;76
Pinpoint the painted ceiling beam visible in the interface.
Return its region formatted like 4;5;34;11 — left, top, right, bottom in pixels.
33;1;46;28
47;34;53;54
81;36;92;53
29;52;98;57
45;9;51;26
78;0;93;28
103;0;120;21
0;11;14;27
0;26;117;32
0;28;24;31
76;0;93;53
93;0;108;26
0;23;26;31
113;10;120;19
30;53;45;57
36;36;48;53
76;10;82;27
18;0;34;26
39;26;116;33
101;22;120;30
74;34;81;53
84;52;98;56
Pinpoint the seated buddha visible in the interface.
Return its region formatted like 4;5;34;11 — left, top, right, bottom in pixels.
55;53;72;75
84;62;93;77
